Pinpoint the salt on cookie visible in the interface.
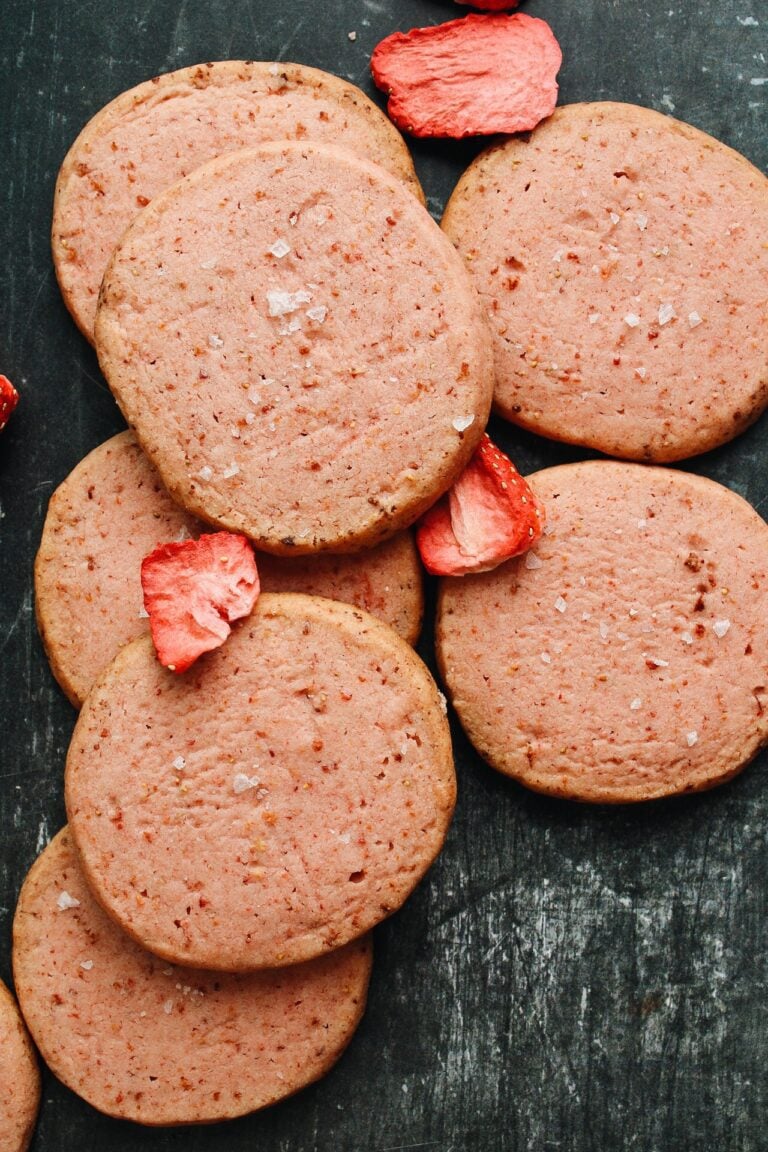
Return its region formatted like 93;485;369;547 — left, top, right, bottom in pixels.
35;432;424;708
66;594;455;969
53;60;424;342
436;461;768;803
13;830;372;1126
0;978;40;1151
95;141;492;554
442;102;768;462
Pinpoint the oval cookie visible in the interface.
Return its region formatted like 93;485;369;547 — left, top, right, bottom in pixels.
437;461;768;803
53;60;424;342
13;829;371;1126
95;140;492;553
442;102;768;462
66;594;455;969
35;432;423;708
0;979;40;1151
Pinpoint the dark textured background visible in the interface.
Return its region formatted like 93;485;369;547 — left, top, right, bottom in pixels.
1;1;767;1149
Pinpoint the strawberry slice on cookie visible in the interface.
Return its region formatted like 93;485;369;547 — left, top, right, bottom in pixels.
141;532;259;672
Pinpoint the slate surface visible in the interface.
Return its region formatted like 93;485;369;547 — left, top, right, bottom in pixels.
1;1;767;1149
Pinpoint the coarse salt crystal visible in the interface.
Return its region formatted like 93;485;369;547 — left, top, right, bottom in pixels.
588;313;601;325
637;518;647;529
198;466;213;482
80;960;94;971
200;258;217;270
233;773;260;794
267;288;312;317
138;606;149;619
221;462;240;479
599;621;609;640
245;412;255;425
208;334;224;349
634;213;648;231
630;698;642;710
646;656;669;667
279;316;303;336
688;311;702;328
452;415;475;433
525;552;543;570
624;313;641;327
247;386;261;405
540;652;552;665
658;303;676;326
635;367;647;379
713;619;731;638
172;756;186;771
57;891;80;911
681;632;694;644
163;999;174;1015
552;248;565;263
610;212;620;224
269;239;291;259
686;730;698;747
306;305;328;324
653;246;670;257
554;596;567;614
348;29;357;40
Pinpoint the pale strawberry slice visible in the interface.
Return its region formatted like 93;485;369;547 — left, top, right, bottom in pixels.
417;435;544;575
0;375;19;433
141;533;259;673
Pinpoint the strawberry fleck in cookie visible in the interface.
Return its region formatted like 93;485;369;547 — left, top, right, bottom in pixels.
13;829;372;1126
65;595;455;969
442;102;768;461
95;141;493;554
437;461;768;802
0;979;40;1151
53;61;424;342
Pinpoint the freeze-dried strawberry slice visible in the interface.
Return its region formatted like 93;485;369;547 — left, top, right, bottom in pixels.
371;13;561;139
417;435;544;575
0;375;19;433
141;533;259;672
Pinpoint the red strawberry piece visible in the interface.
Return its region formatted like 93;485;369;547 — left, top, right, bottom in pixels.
370;13;561;139
416;434;544;575
0;375;19;433
141;532;259;673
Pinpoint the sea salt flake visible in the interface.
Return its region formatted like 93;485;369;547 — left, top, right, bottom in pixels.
247;386;261;406
163;999;174;1015
233;773;260;794
540;652;552;665
681;631;694;644
452;415;475;433
610;212;620;224
637;518;647;529
588;313;601;325
738;14;759;24
279;316;303;336
630;698;642;710
267;288;312;317
269;239;291;259
688;311;703;328
524;552;543;570
552;248;565;263
245;412;255;425
221;462;240;479
306;305;328;324
200;258;217;270
686;730;699;747
172;756;186;771
658;302;676;326
624;313;641;327
554;596;567;614
198;465;213;482
646;655;669;667
80;960;94;971
599;621;609;640
635;367;647;379
138;606;149;619
713;619;731;638
208;333;224;349
57;891;80;911
634;213;648;231
348;29;357;40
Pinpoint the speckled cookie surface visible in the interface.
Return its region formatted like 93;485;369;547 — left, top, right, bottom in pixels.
436;462;768;803
441;102;768;462
35;431;424;708
95;140;492;553
53;60;424;342
0;978;40;1151
13;830;371;1126
66;594;455;969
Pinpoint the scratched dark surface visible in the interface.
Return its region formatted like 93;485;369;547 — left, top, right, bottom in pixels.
1;0;767;1149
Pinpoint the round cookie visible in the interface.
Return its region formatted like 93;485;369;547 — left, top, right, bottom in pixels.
436;461;768;803
13;829;371;1126
35;432;424;708
95;141;493;555
0;979;40;1151
441;102;768;462
53;60;424;342
66;594;455;969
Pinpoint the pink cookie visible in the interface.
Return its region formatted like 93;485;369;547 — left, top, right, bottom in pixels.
53;60;424;342
13;829;372;1126
442;102;768;461
95;141;493;554
66;594;455;969
437;461;768;802
0;979;40;1151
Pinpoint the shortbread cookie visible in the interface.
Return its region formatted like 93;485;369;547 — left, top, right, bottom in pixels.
66;594;455;969
0;979;40;1151
35;432;424;707
437;461;768;802
442;102;768;461
13;829;371;1126
95;141;492;553
53;60;424;341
